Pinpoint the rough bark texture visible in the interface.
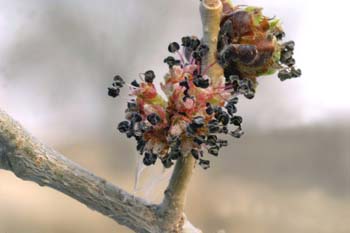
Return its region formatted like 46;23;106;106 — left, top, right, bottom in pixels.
0;109;158;233
158;155;197;232
0;0;224;232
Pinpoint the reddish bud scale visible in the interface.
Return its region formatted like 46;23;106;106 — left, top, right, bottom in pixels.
218;4;301;82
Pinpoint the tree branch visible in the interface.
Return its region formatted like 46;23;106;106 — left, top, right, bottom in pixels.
158;155;197;231
0;1;224;232
0;109;158;233
200;0;224;85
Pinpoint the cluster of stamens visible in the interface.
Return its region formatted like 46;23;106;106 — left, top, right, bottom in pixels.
277;41;301;81
107;5;301;169
108;36;251;169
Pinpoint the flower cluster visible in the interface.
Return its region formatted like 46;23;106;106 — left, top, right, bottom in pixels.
107;5;301;169
218;5;301;84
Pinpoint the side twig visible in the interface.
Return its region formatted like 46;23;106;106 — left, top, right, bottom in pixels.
200;0;224;85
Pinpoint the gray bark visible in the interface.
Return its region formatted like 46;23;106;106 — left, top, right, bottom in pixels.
0;109;158;233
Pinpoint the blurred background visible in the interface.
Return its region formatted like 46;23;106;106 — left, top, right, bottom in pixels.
0;0;349;232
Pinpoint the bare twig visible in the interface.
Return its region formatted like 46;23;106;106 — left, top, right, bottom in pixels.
200;0;224;85
0;109;158;233
158;155;197;231
0;1;224;232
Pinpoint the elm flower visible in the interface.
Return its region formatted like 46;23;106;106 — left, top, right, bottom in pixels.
107;5;301;169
